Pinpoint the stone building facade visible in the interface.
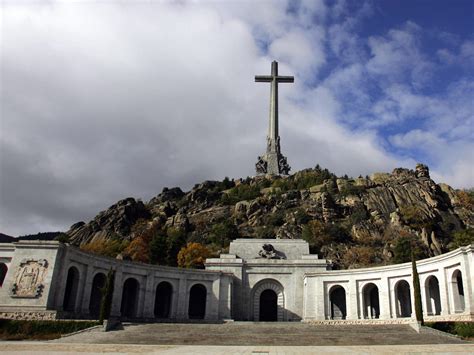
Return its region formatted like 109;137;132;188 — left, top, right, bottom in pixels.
0;239;472;323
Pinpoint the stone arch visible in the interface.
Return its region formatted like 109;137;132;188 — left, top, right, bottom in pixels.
0;263;8;287
329;285;346;320
452;269;465;312
252;279;284;321
395;280;412;318
188;283;207;319
155;281;173;318
88;272;106;318
120;277;139;319
362;283;380;319
63;266;80;311
425;275;441;315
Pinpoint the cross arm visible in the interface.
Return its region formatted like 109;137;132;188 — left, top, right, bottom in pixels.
255;75;273;82
276;76;294;83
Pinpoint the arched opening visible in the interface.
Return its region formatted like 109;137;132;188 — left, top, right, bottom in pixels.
329;285;346;320
154;281;173;318
425;276;441;315
395;280;412;318
0;263;8;287
188;284;206;319
63;266;80;311
452;270;465;312
259;289;278;321
362;283;380;319
89;273;106;318
120;278;139;319
252;279;285;321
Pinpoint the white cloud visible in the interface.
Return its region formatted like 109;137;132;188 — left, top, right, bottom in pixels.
0;1;472;236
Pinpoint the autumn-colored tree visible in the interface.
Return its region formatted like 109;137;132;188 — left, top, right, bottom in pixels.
177;242;210;269
123;220;161;263
341;246;376;268
80;238;129;258
123;235;150;263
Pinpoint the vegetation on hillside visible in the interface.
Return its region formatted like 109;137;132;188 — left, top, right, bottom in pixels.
63;165;473;270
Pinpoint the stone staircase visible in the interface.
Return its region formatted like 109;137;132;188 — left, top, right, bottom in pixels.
55;322;468;346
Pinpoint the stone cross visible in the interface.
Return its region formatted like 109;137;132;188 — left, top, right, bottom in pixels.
255;61;293;175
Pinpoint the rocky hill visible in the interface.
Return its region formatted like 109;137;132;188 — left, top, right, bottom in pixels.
66;164;473;269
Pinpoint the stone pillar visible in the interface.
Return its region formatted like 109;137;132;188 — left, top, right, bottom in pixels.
176;276;188;320
80;265;95;315
136;276;147;318
142;271;155;319
110;268;123;318
379;278;391;320
207;278;220;320
439;269;450;316
347;280;358;320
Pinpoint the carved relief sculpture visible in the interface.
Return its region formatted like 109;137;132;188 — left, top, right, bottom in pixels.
10;259;48;298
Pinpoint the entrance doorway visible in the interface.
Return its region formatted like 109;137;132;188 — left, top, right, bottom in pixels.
188;284;206;319
259;289;278;321
329;285;347;319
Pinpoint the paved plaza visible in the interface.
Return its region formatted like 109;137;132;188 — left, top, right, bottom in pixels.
1;322;473;354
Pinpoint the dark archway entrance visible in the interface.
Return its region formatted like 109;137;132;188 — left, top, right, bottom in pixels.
0;263;8;287
188;284;206;319
452;270;465;312
154;281;173;318
395;280;412;318
363;283;380;319
89;273;106;318
259;289;278;321
63;266;80;311
121;278;139;318
329;286;346;320
426;276;441;315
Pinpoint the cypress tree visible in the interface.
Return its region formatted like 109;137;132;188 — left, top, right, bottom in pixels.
411;250;424;325
99;268;115;323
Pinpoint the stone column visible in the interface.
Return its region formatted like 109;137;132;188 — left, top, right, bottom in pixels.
207;278;220;320
110;268;123;318
136;276;147;318
142;271;155;319
176;276;188;320
438;269;450;316
379;278;391;320
347;280;358;320
80;265;95;315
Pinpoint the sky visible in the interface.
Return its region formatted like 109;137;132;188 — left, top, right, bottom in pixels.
1;0;473;236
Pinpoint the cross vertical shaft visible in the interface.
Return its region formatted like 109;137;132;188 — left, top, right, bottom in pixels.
255;61;294;175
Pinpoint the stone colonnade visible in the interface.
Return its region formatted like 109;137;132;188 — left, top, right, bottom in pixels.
304;245;472;321
53;247;233;321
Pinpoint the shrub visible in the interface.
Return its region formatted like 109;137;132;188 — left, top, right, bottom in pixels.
80;238;129;258
208;220;240;247
0;320;100;340
449;228;474;250
220;183;261;205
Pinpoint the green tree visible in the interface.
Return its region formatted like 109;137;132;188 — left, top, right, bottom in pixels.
449;228;474;250
99;268;115;323
208;220;239;247
412;250;424;325
149;231;168;265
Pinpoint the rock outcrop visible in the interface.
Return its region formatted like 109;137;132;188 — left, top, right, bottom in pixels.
67;198;150;245
65;164;473;268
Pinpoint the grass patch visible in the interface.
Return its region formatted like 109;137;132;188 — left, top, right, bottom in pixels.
425;321;474;339
0;319;100;340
